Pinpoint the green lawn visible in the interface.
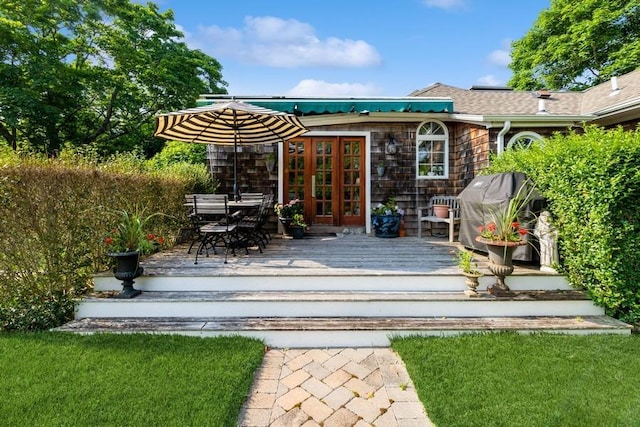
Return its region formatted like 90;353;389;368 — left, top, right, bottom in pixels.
392;333;640;427
0;333;264;426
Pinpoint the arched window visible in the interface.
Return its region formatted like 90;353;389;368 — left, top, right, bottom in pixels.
507;131;543;150
416;120;448;179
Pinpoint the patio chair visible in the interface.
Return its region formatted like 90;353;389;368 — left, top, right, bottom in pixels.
193;196;241;264
185;194;228;254
237;194;274;252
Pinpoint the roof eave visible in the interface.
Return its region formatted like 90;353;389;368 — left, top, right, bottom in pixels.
480;114;593;128
299;112;452;126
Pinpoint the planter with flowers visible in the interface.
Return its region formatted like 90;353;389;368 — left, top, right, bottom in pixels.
274;199;304;235
454;249;484;297
371;197;405;238
289;213;307;239
104;208;165;299
475;182;535;295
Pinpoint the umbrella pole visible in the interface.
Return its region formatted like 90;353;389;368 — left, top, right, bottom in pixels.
233;139;240;201
232;112;240;202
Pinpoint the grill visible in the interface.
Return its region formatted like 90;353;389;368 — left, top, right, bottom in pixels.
458;172;545;262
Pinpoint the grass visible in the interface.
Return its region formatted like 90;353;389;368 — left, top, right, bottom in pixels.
0;332;264;426
392;333;640;427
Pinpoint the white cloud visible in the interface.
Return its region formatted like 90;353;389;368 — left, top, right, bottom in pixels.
422;0;467;10
286;79;382;97
192;16;381;68
476;75;502;86
486;39;512;67
488;49;510;67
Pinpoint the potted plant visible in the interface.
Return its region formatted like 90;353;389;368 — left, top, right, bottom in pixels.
265;152;276;173
104;207;165;299
376;162;386;177
289;213;307;239
274;199;303;235
475;181;536;295
454;249;483;297
371;197;404;238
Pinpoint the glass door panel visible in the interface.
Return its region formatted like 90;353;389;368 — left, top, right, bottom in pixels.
312;139;335;224
284;136;365;227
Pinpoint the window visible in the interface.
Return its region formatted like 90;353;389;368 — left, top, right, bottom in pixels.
416;120;448;179
507;131;543;150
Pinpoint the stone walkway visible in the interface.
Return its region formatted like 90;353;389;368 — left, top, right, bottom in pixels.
238;348;434;427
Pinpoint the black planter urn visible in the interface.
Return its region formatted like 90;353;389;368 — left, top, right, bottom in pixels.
108;250;144;299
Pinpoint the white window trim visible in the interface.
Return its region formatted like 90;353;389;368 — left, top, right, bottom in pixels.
507;131;543;150
416;119;449;180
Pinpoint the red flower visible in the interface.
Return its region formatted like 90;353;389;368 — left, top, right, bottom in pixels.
478;225;485;233
487;222;496;232
157;236;165;245
147;234;155;240
104;237;114;245
518;228;529;236
512;221;519;229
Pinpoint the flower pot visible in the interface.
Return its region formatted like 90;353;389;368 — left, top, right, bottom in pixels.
475;236;526;295
289;225;305;239
371;214;401;238
433;204;449;219
377;166;386;177
108;250;144;299
266;158;276;173
279;217;293;235
463;272;483;297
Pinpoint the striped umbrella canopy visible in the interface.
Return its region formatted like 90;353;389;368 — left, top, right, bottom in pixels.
154;100;308;199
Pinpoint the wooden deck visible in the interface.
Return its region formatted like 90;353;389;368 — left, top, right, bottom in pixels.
62;232;632;347
131;232;543;278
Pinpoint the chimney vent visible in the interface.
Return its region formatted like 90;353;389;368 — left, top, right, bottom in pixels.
537;99;547;114
536;89;551;98
611;76;620;91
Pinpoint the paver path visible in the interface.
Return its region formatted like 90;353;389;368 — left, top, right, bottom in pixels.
238;348;434;427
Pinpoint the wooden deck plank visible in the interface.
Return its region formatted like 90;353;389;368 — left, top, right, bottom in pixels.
58;316;632;333
130;234;545;277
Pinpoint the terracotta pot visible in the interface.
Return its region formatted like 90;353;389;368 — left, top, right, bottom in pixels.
433;204;449;218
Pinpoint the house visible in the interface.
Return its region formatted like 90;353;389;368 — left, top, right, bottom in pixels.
197;68;640;236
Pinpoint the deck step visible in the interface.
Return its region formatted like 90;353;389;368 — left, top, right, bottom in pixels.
75;290;605;319
94;273;572;292
55;316;633;347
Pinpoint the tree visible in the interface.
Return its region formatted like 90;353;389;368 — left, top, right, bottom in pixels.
0;0;227;155
508;0;640;90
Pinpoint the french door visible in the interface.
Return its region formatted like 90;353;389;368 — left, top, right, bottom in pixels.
284;136;365;226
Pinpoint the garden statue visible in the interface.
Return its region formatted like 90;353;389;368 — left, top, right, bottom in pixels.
534;210;559;273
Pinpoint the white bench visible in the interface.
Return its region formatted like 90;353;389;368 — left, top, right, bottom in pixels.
417;195;461;242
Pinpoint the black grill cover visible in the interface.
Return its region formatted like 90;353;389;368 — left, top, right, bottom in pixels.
458;172;545;262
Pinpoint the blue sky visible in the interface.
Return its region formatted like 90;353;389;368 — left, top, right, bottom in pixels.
155;0;550;97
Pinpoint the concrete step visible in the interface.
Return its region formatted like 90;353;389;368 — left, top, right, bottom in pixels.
75;290;605;319
56;315;633;347
94;273;572;293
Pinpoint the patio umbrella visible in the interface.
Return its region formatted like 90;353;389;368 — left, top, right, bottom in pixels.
154;100;308;199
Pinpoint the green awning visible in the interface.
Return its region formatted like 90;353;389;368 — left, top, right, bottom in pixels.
196;98;453;115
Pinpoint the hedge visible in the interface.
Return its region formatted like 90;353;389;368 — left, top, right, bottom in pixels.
0;149;208;330
486;126;640;323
